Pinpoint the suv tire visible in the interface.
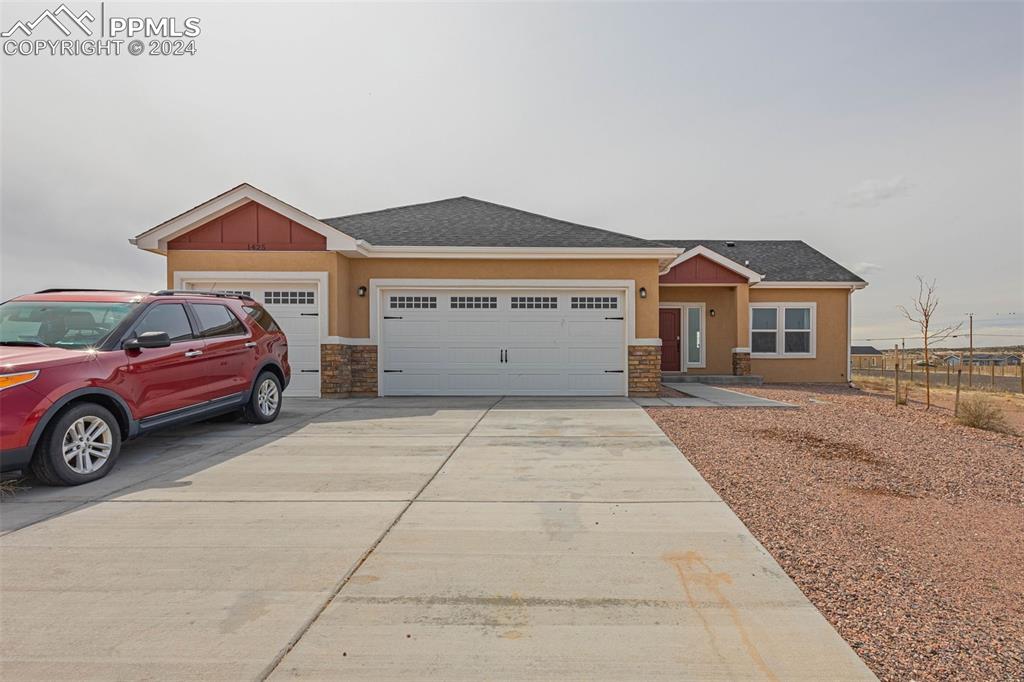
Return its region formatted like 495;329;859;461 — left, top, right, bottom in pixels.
32;403;122;486
243;371;283;424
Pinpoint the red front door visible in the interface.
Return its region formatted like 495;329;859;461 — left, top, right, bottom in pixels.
659;308;681;371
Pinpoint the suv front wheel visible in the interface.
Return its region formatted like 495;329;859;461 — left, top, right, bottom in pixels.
243;371;282;424
32;403;123;486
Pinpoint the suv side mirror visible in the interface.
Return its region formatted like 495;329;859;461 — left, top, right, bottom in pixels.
124;331;171;350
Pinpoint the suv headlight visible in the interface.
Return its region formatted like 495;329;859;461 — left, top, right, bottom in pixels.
0;370;39;392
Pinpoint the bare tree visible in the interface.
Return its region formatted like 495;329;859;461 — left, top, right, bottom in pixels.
899;276;962;408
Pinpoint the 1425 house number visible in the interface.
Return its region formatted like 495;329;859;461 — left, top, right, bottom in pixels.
247;243;266;251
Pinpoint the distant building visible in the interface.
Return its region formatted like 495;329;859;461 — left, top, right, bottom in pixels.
941;353;1021;366
851;345;883;369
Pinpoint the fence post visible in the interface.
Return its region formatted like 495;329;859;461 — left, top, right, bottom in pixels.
894;344;900;406
991;361;996;389
955;356;963;417
946;361;950;386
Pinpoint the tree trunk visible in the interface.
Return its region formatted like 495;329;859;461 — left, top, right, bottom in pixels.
923;333;931;409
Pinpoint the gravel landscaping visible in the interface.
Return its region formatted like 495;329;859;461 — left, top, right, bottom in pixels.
648;384;1024;682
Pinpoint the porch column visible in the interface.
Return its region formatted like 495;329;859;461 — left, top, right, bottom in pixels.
732;285;751;375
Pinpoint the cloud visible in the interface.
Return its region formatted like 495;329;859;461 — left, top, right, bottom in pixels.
840;176;913;208
851;261;883;275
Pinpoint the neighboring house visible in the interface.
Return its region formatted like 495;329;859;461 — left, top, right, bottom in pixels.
131;184;867;397
851;345;884;369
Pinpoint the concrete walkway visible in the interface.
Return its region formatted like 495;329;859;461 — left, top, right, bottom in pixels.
0;397;871;681
637;384;797;408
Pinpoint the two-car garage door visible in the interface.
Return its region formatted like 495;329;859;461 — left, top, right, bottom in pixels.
379;290;626;396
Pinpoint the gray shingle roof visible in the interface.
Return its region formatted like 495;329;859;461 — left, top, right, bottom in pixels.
660;240;865;283
321;197;656;249
851;346;883;355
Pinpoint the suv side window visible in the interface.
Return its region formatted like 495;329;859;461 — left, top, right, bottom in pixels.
192;303;247;338
242;305;281;333
134;303;194;342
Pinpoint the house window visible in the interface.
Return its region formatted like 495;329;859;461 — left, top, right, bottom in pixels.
390;296;437;309
450;296;498;309
265;290;315;305
511;296;558;310
750;303;815;358
571;296;617;309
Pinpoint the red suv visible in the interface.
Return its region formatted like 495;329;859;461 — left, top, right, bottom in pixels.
0;290;290;485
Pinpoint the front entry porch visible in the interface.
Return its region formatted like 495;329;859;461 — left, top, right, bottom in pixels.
658;284;753;379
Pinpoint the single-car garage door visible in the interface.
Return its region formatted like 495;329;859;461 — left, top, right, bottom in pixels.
379;289;626;396
187;283;321;397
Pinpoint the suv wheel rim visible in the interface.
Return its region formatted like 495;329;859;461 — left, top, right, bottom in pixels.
257;379;279;416
62;416;113;474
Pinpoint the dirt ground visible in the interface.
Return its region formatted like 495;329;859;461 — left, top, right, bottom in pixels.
852;371;1024;435
648;384;1024;682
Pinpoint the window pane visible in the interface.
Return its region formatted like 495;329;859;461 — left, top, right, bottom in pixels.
136;304;193;342
785;331;811;353
752;331;777;353
751;308;777;330
242;305;281;333
193;304;246;338
785;307;811;330
687;307;701;362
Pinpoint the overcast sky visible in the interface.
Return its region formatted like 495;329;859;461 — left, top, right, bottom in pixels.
2;1;1021;348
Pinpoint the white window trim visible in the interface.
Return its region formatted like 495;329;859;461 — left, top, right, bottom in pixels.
659;303;706;370
749;302;816;359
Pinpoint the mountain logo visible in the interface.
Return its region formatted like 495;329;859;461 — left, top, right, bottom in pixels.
1;4;96;38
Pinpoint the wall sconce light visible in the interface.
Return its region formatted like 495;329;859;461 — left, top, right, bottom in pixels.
356;286;367;297
709;309;716;317
639;287;647;299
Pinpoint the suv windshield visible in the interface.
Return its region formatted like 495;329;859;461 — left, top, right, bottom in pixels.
0;301;138;349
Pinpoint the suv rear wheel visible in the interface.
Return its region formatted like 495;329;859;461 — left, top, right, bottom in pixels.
243;371;282;424
32;403;122;486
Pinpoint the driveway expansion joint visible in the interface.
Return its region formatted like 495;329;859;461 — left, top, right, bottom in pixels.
255;396;504;681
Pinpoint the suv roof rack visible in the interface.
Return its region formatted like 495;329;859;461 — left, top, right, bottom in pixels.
34;288;141;294
152;289;255;301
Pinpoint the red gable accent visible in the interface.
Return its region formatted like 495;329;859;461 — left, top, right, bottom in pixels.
168;201;327;251
660;253;747;284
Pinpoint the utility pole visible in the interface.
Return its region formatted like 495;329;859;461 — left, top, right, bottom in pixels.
965;313;974;387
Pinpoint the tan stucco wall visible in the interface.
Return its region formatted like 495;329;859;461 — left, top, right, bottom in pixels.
748;287;850;383
658;286;738;374
166;252;662;339
166;251;349;336
658;285;852;382
346;258;663;338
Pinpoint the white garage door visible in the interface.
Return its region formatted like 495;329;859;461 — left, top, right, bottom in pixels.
189;283;321;397
380;289;626;396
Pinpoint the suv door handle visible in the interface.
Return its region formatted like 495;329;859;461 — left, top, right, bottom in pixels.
184;350;203;358
244;342;257;348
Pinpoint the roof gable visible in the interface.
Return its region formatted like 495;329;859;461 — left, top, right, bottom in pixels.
660;245;761;284
168;201;326;251
131;183;358;254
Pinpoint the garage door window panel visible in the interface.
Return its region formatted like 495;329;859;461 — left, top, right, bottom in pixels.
390;296;436;310
571;296;618;310
450;296;497;309
265;291;314;305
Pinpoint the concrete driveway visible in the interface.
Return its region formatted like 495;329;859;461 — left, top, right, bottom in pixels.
0;397;873;681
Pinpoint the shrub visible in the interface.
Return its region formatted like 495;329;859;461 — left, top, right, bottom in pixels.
956;396;1009;433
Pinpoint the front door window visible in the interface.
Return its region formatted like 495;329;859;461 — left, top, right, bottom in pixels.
686;306;702;367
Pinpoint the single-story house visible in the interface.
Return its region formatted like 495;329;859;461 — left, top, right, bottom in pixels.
851;345;883;368
131;184;867;397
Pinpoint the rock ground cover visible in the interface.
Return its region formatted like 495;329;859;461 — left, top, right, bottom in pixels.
648;384;1024;681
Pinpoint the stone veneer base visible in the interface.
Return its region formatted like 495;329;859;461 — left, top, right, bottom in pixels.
628;345;662;397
